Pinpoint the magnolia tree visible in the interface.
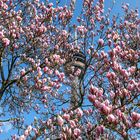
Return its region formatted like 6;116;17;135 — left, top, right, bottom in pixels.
0;0;140;139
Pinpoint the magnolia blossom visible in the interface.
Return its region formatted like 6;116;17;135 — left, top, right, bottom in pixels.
57;115;64;127
106;72;116;80
2;38;10;46
60;133;67;139
90;85;98;94
115;109;122;118
75;108;83;118
94;100;101;108
24;130;29;137
135;123;140;128
88;94;96;103
44;67;48;73
0;31;4;39
107;114;116;123
63;113;70;121
20;69;26;76
100;103;111;115
127;83;135;91
46;119;52;126
69;120;76;128
52;54;61;63
63;125;72;136
19;135;26;140
74;128;81;137
77;25;87;34
96;125;105;136
131;112;140;122
128;66;136;74
108;39;112;46
27;125;32;132
98;38;104;46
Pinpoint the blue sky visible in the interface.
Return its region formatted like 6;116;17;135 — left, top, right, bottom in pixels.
0;0;139;139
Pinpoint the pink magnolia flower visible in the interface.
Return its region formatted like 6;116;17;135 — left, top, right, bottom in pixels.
52;54;61;63
17;16;22;22
61;30;68;37
131;112;140;122
74;128;81;137
58;72;65;81
63;113;70;121
87;122;92;130
38;71;42;77
20;69;26;76
90;85;98;94
135;123;140;128
0;1;3;8
122;88;129;97
110;91;115;99
13;44;19;49
108;39;112;46
69;120;76;128
42;78;47;83
76;108;83;118
104;100;110;106
90;18;94;24
68;128;72;136
62;125;68;132
100;104;111;115
55;69;60;76
96;125;105;136
77;136;82;140
54;45;59;50
127;83;135;91
32;128;38;135
38;25;46;34
94;100;101;108
27;125;32;132
106;72;116;80
37;67;41;72
3;3;8;10
107;114;116;123
46;119;52;126
97;89;103;97
41;85;51;92
98;38;104;46
100;51;107;58
2;38;10;47
60;133;67;139
0;31;4;39
77;25;87;34
88;108;93;113
45;58;49;64
48;69;53;75
88;94;96;103
128;66;136;74
63;125;72;136
99;0;104;3
115;109;122;118
107;34;112;39
120;69;129;78
87;49;91;54
48;2;53;7
44;67;48;73
24;130;29;137
57;115;64;127
124;34;130;39
19;135;26;140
